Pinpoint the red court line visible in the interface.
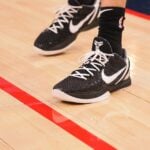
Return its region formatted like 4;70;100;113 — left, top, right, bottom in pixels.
126;8;150;20
0;76;116;150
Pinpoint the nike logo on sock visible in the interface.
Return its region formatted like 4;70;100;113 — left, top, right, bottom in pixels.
102;66;126;84
69;9;96;33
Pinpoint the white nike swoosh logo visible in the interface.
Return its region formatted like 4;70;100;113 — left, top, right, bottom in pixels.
102;67;126;84
69;9;96;33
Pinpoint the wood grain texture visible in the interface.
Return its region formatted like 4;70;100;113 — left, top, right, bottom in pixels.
0;0;150;149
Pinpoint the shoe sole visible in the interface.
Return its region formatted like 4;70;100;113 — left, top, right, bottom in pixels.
34;40;76;56
52;89;110;104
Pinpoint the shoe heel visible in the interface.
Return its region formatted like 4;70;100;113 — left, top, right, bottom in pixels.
109;78;131;92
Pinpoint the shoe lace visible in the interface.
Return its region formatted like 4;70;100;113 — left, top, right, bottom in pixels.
48;5;82;34
70;50;113;80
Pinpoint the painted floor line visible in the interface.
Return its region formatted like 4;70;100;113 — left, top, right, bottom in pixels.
0;76;116;150
126;8;150;20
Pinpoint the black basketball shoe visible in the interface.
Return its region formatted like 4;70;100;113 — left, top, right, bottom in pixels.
34;0;100;55
52;37;131;103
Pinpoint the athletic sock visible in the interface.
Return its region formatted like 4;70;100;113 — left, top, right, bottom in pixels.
98;7;125;56
68;0;96;6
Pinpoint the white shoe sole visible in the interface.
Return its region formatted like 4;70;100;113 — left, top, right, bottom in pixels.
34;40;76;56
52;89;110;104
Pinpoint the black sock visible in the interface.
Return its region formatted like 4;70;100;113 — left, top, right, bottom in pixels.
98;7;125;56
68;0;95;6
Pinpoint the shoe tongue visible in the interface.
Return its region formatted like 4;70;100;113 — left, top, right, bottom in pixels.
68;0;95;6
92;37;113;54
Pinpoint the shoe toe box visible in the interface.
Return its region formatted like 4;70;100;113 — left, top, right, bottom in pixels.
34;29;56;50
53;77;81;93
53;75;107;99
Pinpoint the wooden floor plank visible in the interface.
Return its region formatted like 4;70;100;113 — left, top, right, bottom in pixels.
0;0;150;149
0;91;91;150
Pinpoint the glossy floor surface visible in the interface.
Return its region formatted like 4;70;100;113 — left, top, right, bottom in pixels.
0;0;150;149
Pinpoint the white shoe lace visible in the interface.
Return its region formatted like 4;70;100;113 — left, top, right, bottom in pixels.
71;50;113;80
48;5;82;34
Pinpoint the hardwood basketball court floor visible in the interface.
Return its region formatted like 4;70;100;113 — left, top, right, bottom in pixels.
0;0;150;149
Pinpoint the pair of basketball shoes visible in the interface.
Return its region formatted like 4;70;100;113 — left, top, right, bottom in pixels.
34;0;131;103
